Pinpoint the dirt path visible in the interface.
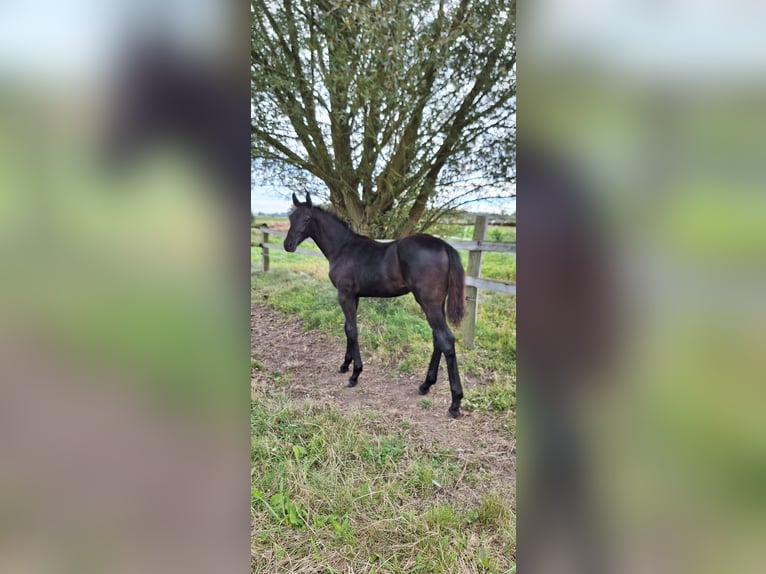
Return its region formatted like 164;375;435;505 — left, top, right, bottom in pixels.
250;303;515;505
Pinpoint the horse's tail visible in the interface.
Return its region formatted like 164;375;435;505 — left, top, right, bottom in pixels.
446;244;466;326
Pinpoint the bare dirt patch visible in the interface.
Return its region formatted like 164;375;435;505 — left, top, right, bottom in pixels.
250;303;515;506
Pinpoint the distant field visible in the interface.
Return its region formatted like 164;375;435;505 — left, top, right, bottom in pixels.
432;221;515;243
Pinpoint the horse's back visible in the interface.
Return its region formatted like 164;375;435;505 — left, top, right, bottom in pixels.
397;234;451;263
396;234;453;288
334;234;454;297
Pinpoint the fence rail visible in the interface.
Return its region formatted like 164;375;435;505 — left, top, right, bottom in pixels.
465;275;516;295
255;231;515;255
253;215;514;347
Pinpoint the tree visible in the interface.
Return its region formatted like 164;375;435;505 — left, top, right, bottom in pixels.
251;0;515;237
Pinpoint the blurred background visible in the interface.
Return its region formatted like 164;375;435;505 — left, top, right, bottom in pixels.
3;0;766;572
521;1;766;573
0;1;250;573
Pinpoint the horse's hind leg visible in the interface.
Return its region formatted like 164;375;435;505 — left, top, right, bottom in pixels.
338;292;363;387
339;298;358;374
418;333;441;395
423;304;463;418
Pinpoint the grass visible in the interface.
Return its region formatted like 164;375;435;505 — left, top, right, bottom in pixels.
251;220;516;572
251;394;515;573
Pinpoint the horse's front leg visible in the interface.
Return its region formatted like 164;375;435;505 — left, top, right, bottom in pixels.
338;297;358;374
339;338;353;373
338;292;362;387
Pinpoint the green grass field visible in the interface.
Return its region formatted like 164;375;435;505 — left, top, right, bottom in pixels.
251;393;515;573
251;218;516;572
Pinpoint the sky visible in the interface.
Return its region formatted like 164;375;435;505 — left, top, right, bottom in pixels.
251;185;516;216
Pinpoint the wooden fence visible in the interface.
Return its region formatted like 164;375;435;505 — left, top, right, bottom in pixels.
253;215;514;348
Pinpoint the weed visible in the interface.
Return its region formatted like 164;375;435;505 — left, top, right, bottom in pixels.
268;370;290;386
252;486;307;528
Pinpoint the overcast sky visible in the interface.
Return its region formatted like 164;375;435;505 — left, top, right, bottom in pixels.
251;185;516;215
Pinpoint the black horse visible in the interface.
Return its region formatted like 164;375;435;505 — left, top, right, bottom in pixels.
284;193;467;418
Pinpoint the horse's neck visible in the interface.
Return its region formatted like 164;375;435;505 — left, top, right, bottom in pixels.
312;211;356;260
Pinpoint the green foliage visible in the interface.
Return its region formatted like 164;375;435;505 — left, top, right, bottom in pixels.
251;0;516;237
251;487;307;528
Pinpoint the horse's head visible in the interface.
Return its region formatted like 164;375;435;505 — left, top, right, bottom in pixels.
284;192;314;252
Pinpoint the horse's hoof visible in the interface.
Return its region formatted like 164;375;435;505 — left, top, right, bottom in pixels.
345;379;358;388
339;365;349;373
418;385;431;395
447;409;460;419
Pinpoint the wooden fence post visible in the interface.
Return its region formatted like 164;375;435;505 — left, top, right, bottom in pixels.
463;215;488;348
261;227;270;272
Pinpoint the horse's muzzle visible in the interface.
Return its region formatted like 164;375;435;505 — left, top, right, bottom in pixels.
283;239;295;252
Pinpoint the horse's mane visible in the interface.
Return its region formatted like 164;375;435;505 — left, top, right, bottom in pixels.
290;203;353;231
315;205;353;230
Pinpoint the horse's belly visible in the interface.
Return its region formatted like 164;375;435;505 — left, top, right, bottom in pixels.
358;276;408;298
364;285;409;298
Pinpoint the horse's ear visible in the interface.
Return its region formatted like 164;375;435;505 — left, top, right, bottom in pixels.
305;193;312;207
292;193;300;207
